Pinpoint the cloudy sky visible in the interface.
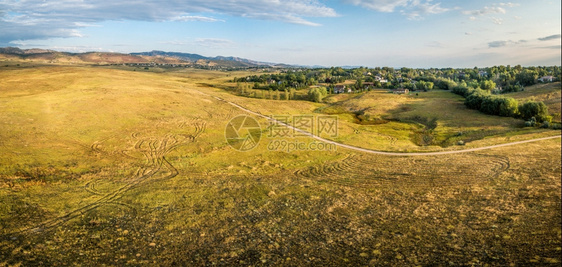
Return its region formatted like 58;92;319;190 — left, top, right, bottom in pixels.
1;0;560;67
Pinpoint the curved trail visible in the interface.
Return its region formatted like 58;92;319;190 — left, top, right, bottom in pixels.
199;90;561;156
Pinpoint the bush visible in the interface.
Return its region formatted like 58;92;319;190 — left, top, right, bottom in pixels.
464;89;489;110
434;78;457;90
519;101;549;122
452;83;470;96
550;123;562;130
524;117;537;127
480;80;496;90
541;121;550;128
308;87;328;102
502;84;523;93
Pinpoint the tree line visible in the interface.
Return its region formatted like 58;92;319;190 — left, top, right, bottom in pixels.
234;65;560;92
451;82;553;125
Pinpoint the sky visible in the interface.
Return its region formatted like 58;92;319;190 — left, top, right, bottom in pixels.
0;0;560;68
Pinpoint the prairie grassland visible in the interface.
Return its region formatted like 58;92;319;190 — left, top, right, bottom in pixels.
0;64;561;266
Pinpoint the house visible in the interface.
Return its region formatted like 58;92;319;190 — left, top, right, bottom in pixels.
363;82;374;89
392;88;409;94
334;85;346;94
374;75;388;83
538;76;554;83
478;70;488;77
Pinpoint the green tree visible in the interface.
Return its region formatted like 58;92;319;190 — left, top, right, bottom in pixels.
519;101;549;122
516;69;538;86
480;80;496;90
308;87;328;102
498;97;519;117
464;89;490;110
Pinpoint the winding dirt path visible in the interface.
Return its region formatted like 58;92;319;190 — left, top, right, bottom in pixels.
201;91;561;156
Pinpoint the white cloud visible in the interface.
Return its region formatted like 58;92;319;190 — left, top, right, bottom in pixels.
348;0;449;20
499;2;519;8
195;38;236;48
161;38;236;49
491;17;503;25
401;0;450;20
0;0;337;44
462;6;506;16
461;3;519;24
346;0;410;12
172;15;224;23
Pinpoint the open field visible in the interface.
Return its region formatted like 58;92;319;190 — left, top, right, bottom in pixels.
1;63;561;265
318;89;559;151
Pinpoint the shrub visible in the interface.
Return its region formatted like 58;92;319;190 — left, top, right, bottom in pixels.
524;117;537;127
550;123;562;130
519;101;549;122
434;78;457;90
308;87;328;102
464;89;489;110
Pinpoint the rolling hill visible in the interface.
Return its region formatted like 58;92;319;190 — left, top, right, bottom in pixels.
0;47;287;68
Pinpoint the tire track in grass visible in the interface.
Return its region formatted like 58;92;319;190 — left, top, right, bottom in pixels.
2;119;204;237
294;154;356;179
297;153;512;188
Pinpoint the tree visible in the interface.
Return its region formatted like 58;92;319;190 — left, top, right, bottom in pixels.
355;79;364;91
498;97;519;117
308;87;328;102
417;81;434;91
480;80;496;90
480;96;501;115
519;101;549;122
434;78;457;90
464;89;489;110
516;69;538;86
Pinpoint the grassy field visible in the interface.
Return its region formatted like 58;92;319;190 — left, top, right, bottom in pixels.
0;63;561;266
305;89;555;152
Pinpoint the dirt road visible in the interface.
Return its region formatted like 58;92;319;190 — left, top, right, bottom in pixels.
202;91;562;156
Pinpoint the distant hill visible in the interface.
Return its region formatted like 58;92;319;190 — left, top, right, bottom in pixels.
0;47;293;68
132;50;279;67
131;50;208;61
0;47;55;54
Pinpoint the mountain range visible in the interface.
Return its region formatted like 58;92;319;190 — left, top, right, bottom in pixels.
0;47;297;68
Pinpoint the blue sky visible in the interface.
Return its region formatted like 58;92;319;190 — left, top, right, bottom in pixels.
1;0;560;67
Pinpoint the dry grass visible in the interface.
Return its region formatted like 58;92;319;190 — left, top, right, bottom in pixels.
0;63;560;266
